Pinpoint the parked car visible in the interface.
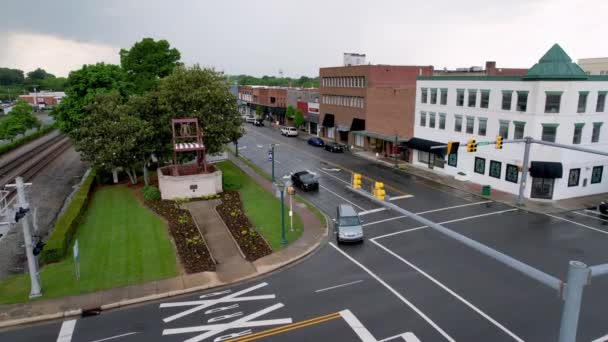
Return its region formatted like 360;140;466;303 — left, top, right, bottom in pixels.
254;119;264;126
600;200;608;215
245;116;256;124
324;142;344;153
291;171;319;191
307;137;325;147
334;204;364;244
281;127;298;137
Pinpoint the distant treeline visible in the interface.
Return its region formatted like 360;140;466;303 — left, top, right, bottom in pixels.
228;74;319;88
0;67;67;101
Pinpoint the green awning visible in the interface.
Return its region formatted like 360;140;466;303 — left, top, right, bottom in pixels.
516;90;529;94
574;123;585;128
542;123;560;128
545;91;564;95
579;91;590;95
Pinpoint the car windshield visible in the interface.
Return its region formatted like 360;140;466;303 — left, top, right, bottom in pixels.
339;216;360;226
300;174;314;181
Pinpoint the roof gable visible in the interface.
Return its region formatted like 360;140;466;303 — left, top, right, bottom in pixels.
523;44;588;80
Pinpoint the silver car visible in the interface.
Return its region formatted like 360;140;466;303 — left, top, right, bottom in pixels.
334;204;364;244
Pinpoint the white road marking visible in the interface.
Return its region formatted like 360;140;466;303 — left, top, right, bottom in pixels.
415;200;492;215
546;214;608;236
330;243;455;342
362;215;407;227
371;209;518;239
359;208;387;216
339;309;420;342
91;332;139;342
388;195;414;201
584;209;607;216
573;211;608;223
371;239;525;342
317;168;351;185
256;144;264;148
322;168;342;172
592;333;608;342
380;332;421;342
315;280;364;293
56;319;77;342
319;184;367;211
238;146;247;150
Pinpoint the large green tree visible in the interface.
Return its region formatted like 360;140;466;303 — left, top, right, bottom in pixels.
293;109;305;128
72;92;153;184
120;38;181;94
26;68;54;82
53;63;131;134
0;68;25;86
0;100;40;141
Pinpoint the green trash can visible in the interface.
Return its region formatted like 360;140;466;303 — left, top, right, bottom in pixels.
482;185;491;197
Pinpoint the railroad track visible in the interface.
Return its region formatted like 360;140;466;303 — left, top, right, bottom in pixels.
0;134;72;190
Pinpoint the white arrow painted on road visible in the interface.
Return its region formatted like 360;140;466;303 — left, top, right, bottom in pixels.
339;310;420;342
322;168;341;172
238;146;247;150
256;144;264;148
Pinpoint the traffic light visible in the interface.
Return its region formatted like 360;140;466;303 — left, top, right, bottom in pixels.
466;139;477;152
373;182;386;201
495;135;503;149
352;173;362;189
33;241;45;256
13;207;29;223
446;141;460;155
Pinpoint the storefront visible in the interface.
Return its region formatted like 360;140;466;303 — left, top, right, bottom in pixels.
529;161;563;199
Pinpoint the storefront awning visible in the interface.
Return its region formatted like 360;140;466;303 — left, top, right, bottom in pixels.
405;137;446;155
353;130;408;142
322;114;335;127
530;161;563;178
351;118;366;131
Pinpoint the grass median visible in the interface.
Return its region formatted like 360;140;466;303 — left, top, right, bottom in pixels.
0;185;178;304
216;160;303;250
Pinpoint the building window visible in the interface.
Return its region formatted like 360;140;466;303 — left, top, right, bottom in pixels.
568;168;580;187
354;134;364;147
433;154;445;168
489;160;501;179
439;113;446;130
597;92;607;112
420;111;427;127
418;150;430;164
421;88;428;103
591;166;603;184
502;91;512;110
454;115;463;132
480;90;490;108
573;123;584;144
541;124;558;142
468;89;477;107
545;92;562;113
516;91;528;112
505;164;519;183
466;116;474;134
577;92;588;113
327;127;335;139
440;88;448;105
499;120;509;139
448;153;457;167
430;88;437;104
592;122;602;142
514;121;525;139
456;89;465;106
474;157;486;174
429;112;436;128
478;118;487;136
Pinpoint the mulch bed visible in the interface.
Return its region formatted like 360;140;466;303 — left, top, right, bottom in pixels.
145;199;216;273
216;190;272;261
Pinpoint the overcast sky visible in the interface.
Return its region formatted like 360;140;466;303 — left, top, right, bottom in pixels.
1;0;606;77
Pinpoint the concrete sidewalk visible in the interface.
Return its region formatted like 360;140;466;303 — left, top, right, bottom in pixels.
353;149;604;214
0;158;327;328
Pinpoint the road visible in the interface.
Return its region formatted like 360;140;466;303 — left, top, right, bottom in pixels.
2;124;608;342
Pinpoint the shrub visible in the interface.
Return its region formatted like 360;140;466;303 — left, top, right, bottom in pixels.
39;170;96;264
0;123;57;157
142;185;161;201
222;168;242;190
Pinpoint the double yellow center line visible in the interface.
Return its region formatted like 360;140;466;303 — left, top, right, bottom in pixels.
226;312;341;342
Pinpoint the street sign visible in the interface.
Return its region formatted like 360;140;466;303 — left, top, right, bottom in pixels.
267;150;273;161
73;239;80;281
477;141;493;146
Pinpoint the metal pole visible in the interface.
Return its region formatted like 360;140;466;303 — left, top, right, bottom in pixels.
589;263;608;277
15;177;42;298
280;187;287;246
394;134;398;169
289;193;293;232
235;140;239;158
271;144;275;182
558;261;590;342
532;138;608;157
517;137;532;206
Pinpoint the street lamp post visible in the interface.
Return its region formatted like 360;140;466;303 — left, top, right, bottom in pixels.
275;182;287;246
271;144;276;182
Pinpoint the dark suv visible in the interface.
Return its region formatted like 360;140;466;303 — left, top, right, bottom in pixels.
600;200;608;215
291;171;319;191
324;142;344;153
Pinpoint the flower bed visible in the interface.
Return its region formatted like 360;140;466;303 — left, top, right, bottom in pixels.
216;190;272;261
145;199;215;273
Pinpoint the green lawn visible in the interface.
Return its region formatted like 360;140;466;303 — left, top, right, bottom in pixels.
0;186;178;304
216;161;303;250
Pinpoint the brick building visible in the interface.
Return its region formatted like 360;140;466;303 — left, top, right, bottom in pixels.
319;65;434;157
238;86;289;123
19;91;65;107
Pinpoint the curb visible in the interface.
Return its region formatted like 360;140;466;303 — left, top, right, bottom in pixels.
0;199;328;330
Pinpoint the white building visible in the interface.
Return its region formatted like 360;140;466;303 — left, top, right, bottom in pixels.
343;53;366;66
410;44;608;201
578;57;608;75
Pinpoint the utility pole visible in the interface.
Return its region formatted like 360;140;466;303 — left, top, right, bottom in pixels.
15;177;42;298
517;137;532;206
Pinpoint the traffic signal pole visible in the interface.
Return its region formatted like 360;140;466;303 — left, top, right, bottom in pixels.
15;177;42;298
517;137;532;206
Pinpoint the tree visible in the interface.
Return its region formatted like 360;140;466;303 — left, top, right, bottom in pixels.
156;65;242;155
286;105;295;120
53;63;131;134
120;38;181;94
39;76;67;91
10;100;41;130
0;68;25;85
0;115;26;142
293;109;305;128
255;105;263;119
72;92;153;184
26;68;54;82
